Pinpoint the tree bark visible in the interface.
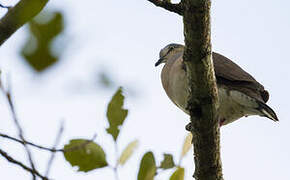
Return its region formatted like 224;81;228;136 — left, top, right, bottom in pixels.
148;0;223;179
0;0;49;46
182;0;222;179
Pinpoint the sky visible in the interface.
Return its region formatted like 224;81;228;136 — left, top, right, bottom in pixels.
0;0;290;179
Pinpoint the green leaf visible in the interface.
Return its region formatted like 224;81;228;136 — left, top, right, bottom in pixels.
181;133;192;158
63;139;108;172
21;11;64;72
106;87;128;141
170;167;185;180
118;140;139;166
160;153;175;169
137;151;156;180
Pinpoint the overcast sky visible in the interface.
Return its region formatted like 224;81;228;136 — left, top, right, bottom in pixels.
0;0;290;180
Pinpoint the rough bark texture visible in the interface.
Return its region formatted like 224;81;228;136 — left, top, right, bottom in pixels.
182;0;223;179
0;0;49;46
147;0;223;179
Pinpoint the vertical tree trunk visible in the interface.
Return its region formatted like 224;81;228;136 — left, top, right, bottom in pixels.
147;0;223;178
182;0;223;179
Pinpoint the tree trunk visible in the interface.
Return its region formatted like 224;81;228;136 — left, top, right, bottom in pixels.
182;0;223;179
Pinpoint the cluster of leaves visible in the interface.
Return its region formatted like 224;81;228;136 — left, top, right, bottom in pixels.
62;87;192;179
138;132;192;180
63;87;138;174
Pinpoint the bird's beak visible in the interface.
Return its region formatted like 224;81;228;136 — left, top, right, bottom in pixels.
155;58;164;67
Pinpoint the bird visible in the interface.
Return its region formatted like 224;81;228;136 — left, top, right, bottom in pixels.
155;43;278;126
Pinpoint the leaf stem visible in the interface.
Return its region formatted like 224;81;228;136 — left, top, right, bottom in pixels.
113;142;120;180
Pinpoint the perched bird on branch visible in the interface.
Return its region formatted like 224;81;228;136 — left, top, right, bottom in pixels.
155;43;278;126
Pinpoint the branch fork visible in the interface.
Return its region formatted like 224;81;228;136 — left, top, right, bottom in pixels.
147;0;184;15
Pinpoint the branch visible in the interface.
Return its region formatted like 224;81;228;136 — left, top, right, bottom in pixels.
0;0;49;46
45;122;64;176
0;148;48;180
182;0;222;179
0;132;63;152
147;0;184;15
1;82;38;179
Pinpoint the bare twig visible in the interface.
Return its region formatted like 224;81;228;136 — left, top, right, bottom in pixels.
113;142;120;180
0;0;49;46
0;82;37;180
147;0;184;15
0;148;48;180
45;122;64;177
0;132;63;152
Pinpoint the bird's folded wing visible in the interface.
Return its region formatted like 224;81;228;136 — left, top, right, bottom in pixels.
212;52;269;103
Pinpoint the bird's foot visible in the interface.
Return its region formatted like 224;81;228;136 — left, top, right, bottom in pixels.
219;118;226;126
185;122;192;132
187;119;225;130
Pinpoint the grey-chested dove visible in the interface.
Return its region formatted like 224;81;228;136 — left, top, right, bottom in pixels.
155;43;278;125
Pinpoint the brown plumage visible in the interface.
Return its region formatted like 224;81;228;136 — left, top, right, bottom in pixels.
213;52;269;103
155;44;278;125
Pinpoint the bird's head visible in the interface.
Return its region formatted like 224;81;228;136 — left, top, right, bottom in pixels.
155;43;184;66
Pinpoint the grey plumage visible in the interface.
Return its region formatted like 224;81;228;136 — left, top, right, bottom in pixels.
155;43;278;125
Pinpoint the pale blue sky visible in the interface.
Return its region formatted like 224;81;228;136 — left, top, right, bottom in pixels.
0;0;290;179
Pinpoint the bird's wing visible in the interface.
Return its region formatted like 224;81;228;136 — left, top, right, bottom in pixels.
212;52;269;103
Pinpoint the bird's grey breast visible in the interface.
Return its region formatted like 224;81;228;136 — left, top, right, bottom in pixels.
161;52;188;113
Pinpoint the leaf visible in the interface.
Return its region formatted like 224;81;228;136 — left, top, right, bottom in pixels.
137;151;156;180
21;11;64;72
118;140;139;166
63;139;108;172
181;133;192;158
170;167;185;180
160;153;175;169
106;87;128;141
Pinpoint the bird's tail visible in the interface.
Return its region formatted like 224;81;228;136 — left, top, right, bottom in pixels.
256;101;279;121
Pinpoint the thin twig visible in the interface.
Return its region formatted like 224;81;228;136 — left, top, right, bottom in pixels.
0;148;48;180
45;122;64;177
147;0;184;15
113;142;120;180
109;165;119;180
0;81;37;180
0;132;63;152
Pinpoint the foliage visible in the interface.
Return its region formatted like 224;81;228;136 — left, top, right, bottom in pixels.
21;11;64;72
160;153;175;169
118;140;139;166
137;152;156;180
181;133;192;159
170;167;185;180
106;87;128;141
62;87;192;179
63;139;108;172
